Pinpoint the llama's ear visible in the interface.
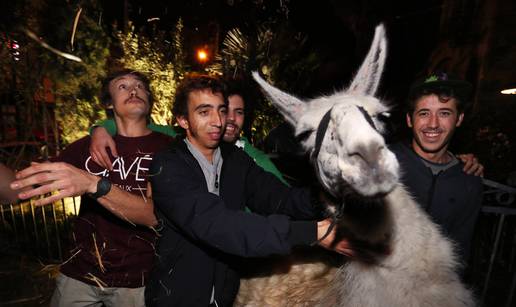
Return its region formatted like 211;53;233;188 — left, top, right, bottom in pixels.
252;71;305;125
347;24;387;96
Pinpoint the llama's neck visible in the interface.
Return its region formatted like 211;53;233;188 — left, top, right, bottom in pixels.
336;194;393;265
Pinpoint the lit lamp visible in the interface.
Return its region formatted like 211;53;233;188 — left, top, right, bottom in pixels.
197;48;208;63
500;85;516;95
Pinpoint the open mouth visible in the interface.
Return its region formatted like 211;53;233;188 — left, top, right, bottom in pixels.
422;130;442;140
225;124;237;132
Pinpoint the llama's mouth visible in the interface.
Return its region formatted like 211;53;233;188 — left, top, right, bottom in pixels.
352;185;392;199
344;176;395;198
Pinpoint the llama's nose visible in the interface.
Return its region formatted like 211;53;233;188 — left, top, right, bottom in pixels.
350;142;384;167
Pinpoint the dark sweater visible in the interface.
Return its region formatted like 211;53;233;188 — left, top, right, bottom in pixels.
390;142;483;263
146;139;320;307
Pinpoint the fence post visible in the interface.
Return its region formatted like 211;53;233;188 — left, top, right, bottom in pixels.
480;213;505;306
61;199;68;226
51;202;62;261
0;204;6;231
19;203;28;243
29;201;41;257
9;204;18;242
40;205;52;259
72;196;78;216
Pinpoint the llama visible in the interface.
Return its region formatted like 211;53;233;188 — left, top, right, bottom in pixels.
235;25;475;307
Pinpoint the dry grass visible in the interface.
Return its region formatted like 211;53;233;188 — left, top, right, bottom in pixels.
0;246;58;306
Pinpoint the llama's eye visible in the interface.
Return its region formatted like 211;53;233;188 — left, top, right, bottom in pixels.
375;112;391;123
380;112;391;118
372;112;393;135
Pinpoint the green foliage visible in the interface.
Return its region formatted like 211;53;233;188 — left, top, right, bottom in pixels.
0;1;110;148
50;8;110;145
209;22;321;144
115;19;186;125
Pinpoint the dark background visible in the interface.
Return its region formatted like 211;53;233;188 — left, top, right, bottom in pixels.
1;0;515;181
0;2;515;306
99;0;516;182
101;0;443;99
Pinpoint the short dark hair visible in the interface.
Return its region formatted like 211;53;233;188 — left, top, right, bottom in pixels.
226;80;245;100
100;69;154;118
406;72;472;115
172;73;228;118
225;78;254;116
407;89;466;115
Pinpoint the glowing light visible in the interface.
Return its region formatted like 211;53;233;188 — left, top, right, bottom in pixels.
197;49;208;62
501;88;516;95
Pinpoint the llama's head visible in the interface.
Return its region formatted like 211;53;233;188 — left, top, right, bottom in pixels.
253;24;399;198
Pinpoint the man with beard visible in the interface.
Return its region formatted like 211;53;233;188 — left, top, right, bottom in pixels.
221;82;289;185
390;72;483;266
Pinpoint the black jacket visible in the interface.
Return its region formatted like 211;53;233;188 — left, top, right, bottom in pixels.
145;139;320;307
390;142;483;262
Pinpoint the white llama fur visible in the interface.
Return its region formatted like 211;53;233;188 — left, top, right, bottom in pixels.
235;25;475;307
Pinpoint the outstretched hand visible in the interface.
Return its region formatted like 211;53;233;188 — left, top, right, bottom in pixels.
317;218;353;257
10;162;99;206
90;127;118;170
457;153;484;177
0;163;19;203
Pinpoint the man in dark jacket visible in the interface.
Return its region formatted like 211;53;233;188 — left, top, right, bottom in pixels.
391;72;483;266
145;74;350;307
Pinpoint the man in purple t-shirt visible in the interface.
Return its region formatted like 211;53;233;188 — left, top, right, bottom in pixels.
11;69;171;307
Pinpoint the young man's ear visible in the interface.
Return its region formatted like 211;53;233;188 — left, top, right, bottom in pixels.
456;113;465;127
405;113;413;128
177;116;189;130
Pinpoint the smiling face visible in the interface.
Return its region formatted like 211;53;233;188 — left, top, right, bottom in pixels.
177;89;227;161
223;94;245;143
406;94;464;162
108;74;151;120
